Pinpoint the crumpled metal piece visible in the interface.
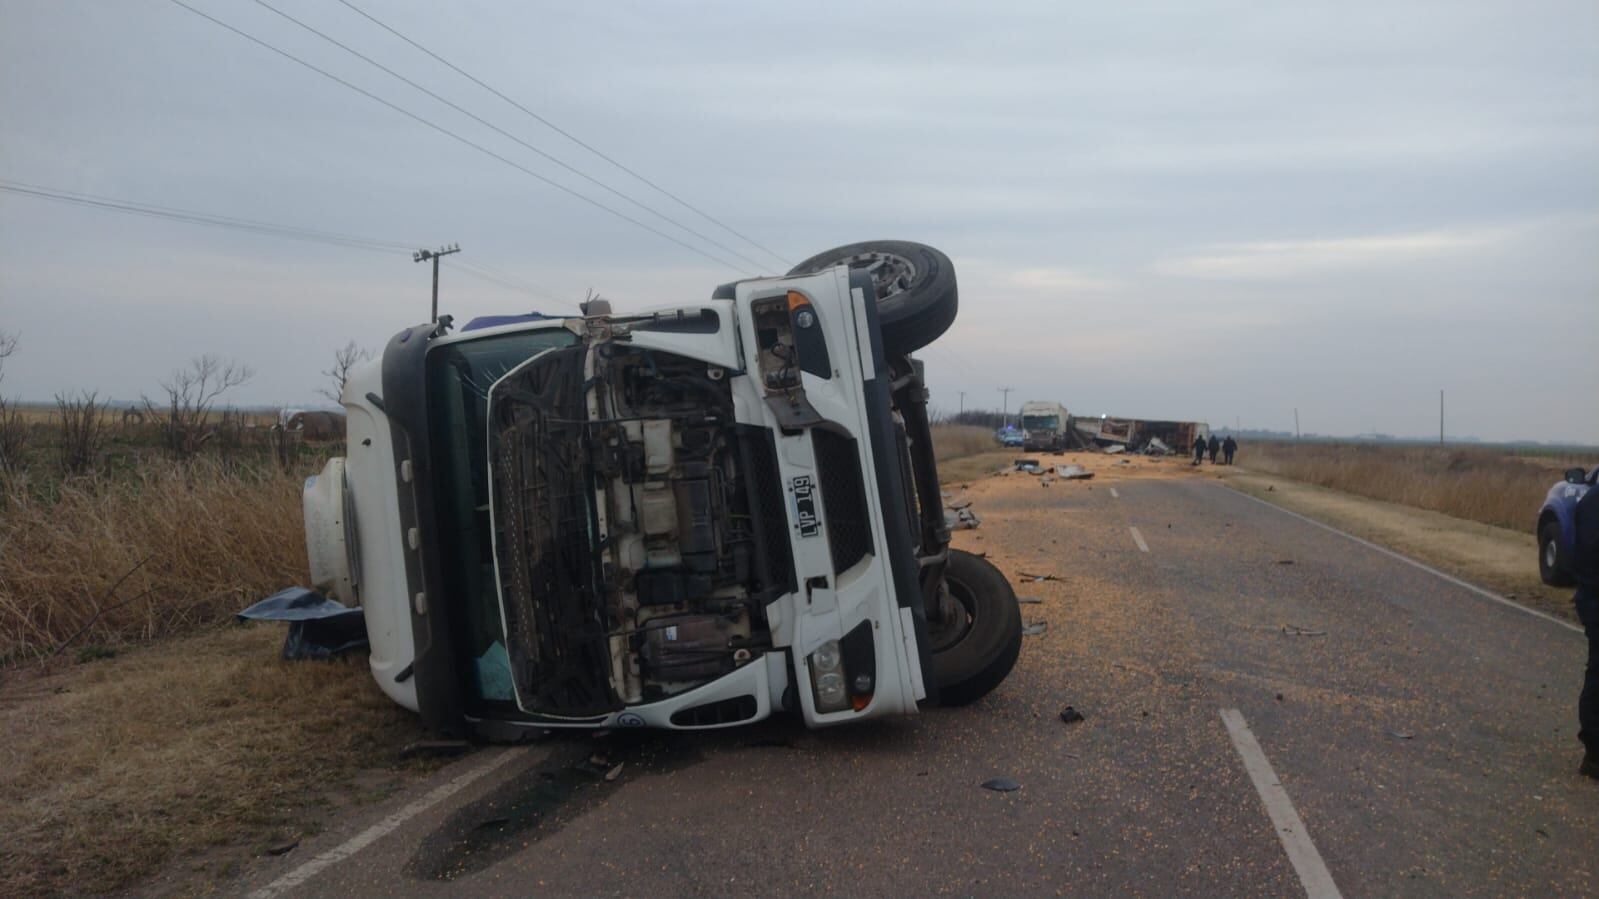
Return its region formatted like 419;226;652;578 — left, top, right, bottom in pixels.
237;587;368;660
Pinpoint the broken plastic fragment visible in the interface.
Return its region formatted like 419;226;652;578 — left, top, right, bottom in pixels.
1059;706;1084;724
981;777;1021;792
1022;621;1048;636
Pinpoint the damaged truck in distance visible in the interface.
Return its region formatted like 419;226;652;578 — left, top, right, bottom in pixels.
1019;401;1069;453
302;241;1023;737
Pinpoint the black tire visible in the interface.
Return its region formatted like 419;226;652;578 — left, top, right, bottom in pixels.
929;549;1023;706
786;240;957;354
1539;519;1574;587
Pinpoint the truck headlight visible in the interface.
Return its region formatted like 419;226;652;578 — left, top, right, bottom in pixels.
809;640;849;712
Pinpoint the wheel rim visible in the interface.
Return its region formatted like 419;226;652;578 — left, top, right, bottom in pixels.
927;574;978;653
1545;539;1558;568
838;251;916;303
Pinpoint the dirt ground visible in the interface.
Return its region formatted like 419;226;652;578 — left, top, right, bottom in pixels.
0;625;440;896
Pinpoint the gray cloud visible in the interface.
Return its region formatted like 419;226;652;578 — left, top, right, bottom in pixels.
2;0;1595;441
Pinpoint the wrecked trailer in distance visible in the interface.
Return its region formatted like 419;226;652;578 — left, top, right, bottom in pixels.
1071;416;1210;455
302;242;1023;738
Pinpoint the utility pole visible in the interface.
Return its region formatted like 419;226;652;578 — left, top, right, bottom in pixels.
413;243;461;322
1439;389;1444;446
958;391;966;417
1294;408;1301;440
998;387;1013;429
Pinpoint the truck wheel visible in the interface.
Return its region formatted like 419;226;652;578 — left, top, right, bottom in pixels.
1539;520;1574;587
786;240;957;354
928;549;1022;705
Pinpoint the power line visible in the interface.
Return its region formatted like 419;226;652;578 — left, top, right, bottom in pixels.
163;0;756;275
446;258;578;309
246;0;773;274
331;0;792;270
0;179;416;253
5;179;578;311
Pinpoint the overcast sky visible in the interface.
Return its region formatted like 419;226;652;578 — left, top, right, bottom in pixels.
3;0;1595;442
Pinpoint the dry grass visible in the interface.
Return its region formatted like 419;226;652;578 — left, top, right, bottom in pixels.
0;458;309;662
1241;441;1595;532
0;625;434;895
930;424;997;462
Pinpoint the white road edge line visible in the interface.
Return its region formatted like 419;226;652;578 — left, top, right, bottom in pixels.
1220;709;1343;899
1221;484;1582;635
1129;526;1149;553
248;748;524;899
1109;487;1120;498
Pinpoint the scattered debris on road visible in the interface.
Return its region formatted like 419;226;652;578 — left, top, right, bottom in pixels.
946;507;982;530
1281;624;1327;637
264;838;300;857
1022;621;1048;636
1018;571;1062;581
1017;596;1044;604
604;763;625;782
1388;730;1416;740
1055;464;1094;480
1276;559;1296;565
981;777;1021;792
1059;706;1085;724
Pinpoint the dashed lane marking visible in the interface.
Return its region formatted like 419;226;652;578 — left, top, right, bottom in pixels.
1129;526;1149;553
1220;709;1343;899
1110;487;1120;498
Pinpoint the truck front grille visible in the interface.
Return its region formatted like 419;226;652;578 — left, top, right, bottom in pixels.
812;429;873;574
737;427;796;597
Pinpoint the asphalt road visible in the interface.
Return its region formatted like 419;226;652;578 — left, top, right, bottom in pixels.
242;471;1596;898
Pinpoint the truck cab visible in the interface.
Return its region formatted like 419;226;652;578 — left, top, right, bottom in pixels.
1020;401;1069;453
302;242;1022;737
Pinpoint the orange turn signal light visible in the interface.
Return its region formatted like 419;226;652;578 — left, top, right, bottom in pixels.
851;693;872;712
786;290;810;312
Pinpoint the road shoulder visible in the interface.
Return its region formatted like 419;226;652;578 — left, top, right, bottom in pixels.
1220;468;1574;623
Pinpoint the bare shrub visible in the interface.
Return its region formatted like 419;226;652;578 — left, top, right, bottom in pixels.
142;355;254;459
0;396;26;474
318;340;371;403
54;391;108;475
0;457;308;660
0;332;24;473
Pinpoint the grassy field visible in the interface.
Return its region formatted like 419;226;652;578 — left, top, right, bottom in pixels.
1239;440;1597;532
0;404;412;896
0;626;433;895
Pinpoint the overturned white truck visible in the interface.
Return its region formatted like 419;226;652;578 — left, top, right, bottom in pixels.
302;242;1022;738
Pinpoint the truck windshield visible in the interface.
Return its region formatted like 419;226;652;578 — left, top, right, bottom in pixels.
1022;415;1058;430
425;326;579;711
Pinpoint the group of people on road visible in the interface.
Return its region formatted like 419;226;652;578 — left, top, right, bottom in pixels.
1192;433;1237;465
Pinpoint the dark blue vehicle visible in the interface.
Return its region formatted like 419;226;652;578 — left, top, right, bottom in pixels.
1538;466;1597;586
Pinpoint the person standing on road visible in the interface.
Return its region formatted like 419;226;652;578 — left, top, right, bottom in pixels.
1207;434;1221;464
1223;435;1238;465
1192;435;1206;465
1573;484;1599;780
